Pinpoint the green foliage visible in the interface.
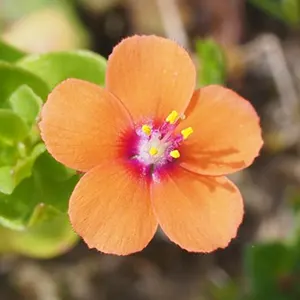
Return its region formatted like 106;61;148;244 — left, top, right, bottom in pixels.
243;196;300;300
207;280;240;300
35;151;76;182
195;39;226;87
289;190;300;213
8;85;43;126
0;166;15;195
208;190;300;300
0;40;26;62
0;42;107;257
0;109;28;145
0;157;79;230
249;0;300;26
18;50;107;90
0;62;49;105
245;242;300;300
208;240;300;300
0;213;77;258
0;144;45;195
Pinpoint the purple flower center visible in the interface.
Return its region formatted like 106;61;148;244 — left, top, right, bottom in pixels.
123;111;193;179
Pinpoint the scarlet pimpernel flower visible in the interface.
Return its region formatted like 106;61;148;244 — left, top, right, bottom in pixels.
39;35;263;255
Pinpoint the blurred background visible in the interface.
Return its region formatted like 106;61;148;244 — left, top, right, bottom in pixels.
0;0;300;299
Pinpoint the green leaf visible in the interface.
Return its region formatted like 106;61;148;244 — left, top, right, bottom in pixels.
0;153;79;230
0;213;78;258
27;203;60;227
0;143;46;203
0;144;19;166
18;50;107;90
0;166;14;194
0;144;45;195
13;143;46;187
0;40;26;62
0;109;28;145
245;242;296;300
209;280;239;300
283;0;300;25
0;62;49;106
35;151;76;182
249;0;300;26
8;85;43;126
196;39;226;86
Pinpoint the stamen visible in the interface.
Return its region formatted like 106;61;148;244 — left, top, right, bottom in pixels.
170;150;180;158
142;124;152;136
166;110;179;124
149;147;159;156
134;111;190;169
181;127;193;140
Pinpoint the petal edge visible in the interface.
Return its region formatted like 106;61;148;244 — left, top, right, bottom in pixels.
152;168;243;253
69;161;158;255
106;35;196;122
40;78;133;172
177;86;263;176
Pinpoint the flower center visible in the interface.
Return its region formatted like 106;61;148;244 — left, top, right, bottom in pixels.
128;110;193;177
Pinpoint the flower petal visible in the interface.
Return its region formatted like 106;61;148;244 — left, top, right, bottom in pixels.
152;168;243;253
69;161;158;255
177;86;263;175
106;35;196;122
39;78;133;172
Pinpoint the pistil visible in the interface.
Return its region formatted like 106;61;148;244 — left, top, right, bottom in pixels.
128;110;193;177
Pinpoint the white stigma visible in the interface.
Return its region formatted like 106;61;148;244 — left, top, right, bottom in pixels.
137;132;170;165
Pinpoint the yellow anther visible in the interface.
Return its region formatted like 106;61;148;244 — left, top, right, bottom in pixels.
181;127;193;140
166;110;179;124
149;147;158;156
170;150;180;159
142;124;151;136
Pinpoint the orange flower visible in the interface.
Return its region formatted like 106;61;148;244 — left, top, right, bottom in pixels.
39;35;263;255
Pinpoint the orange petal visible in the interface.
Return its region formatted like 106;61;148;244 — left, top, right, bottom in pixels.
69;161;158;255
39;79;133;172
152;168;243;253
177;86;263;175
106;35;196;122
